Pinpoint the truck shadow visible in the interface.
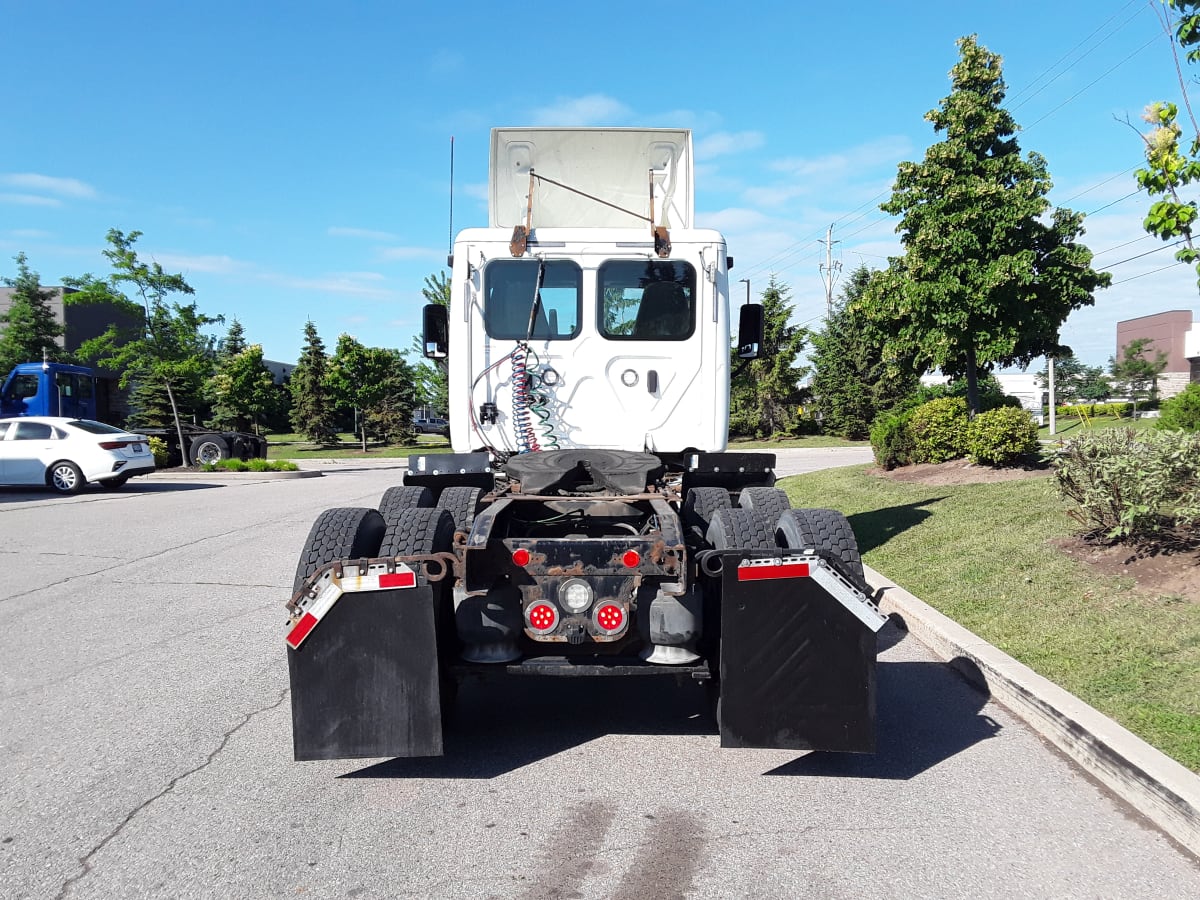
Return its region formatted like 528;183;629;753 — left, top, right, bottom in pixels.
847;498;946;554
764;652;1000;780
343;624;999;781
0;481;224;503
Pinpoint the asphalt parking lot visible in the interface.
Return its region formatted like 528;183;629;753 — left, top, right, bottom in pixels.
2;462;1198;898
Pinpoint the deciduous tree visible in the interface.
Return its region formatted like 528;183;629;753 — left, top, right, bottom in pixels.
1110;338;1169;413
861;35;1110;415
326;334;416;451
67;230;219;454
206;342;278;434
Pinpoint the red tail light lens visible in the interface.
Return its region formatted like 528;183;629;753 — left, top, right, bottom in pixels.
594;603;625;634
99;441;130;450
512;548;531;567
526;602;558;634
622;550;640;568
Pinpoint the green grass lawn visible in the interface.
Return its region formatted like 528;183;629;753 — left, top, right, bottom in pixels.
1037;413;1157;441
265;432;454;459
729;435;869;449
781;465;1200;772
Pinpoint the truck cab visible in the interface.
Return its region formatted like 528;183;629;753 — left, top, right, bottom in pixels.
0;362;99;420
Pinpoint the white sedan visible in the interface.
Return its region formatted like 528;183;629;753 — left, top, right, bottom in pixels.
0;417;156;494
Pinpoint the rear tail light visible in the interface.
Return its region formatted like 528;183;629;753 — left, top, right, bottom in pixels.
99;441;131;450
622;550;641;568
512;548;531;567
593;603;626;634
525;602;558;634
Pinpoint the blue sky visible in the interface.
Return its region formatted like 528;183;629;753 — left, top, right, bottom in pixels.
2;0;1195;369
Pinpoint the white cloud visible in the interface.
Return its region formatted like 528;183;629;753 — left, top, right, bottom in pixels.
3;229;53;239
378;245;443;262
0;193;61;207
695;131;765;161
528;94;632;126
150;253;247;275
769;136;913;180
328;226;399;241
0;173;97;199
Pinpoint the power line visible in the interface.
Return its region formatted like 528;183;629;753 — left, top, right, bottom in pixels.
1111;259;1188;284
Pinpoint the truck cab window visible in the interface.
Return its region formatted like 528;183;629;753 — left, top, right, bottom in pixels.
483;260;582;340
8;374;40;401
598;260;696;341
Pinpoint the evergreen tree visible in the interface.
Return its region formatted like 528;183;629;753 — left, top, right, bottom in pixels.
217;318;248;361
289;320;337;443
729;275;809;438
0;252;67;374
413;271;450;415
1035;353;1111;405
861;35;1110;415
811;266;918;439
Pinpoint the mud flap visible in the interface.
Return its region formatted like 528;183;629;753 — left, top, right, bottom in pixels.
288;585;443;760
717;552;884;753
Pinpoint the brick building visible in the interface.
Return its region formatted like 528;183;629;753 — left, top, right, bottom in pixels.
1114;310;1199;398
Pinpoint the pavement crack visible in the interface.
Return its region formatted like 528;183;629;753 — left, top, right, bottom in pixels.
54;687;291;900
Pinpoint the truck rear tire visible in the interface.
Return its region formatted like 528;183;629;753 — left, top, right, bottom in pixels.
776;508;867;592
378;506;459;716
436;486;481;534
293;507;386;594
737;486;791;523
190;435;229;466
706;507;776;551
379;486;434;524
683;487;731;540
378;506;455;560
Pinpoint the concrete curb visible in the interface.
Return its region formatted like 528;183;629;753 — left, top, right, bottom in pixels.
147;469;322;481
865;563;1200;859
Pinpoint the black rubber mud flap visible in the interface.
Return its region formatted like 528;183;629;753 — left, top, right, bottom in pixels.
717;551;878;753
288;585;443;760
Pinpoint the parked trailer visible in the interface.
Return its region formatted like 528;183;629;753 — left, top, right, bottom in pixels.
0;361;268;466
286;129;886;759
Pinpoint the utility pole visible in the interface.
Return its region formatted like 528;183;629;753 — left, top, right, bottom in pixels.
818;223;841;317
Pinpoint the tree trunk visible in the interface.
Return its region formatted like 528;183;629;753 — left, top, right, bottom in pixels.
164;380;188;466
964;345;980;418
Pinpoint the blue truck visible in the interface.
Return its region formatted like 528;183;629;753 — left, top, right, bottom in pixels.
0;361;268;466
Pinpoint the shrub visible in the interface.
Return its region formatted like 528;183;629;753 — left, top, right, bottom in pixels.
869;408;916;470
148;436;169;468
202;458;299;473
966;406;1038;466
1158;383;1200;432
1052;428;1200;544
908;397;969;463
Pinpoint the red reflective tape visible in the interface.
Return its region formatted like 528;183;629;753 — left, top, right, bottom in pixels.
737;562;810;581
286;612;319;649
379;571;417;588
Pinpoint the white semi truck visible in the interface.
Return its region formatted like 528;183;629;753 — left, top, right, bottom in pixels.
285;128;886;760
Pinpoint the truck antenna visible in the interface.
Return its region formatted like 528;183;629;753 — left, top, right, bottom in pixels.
448;136;455;262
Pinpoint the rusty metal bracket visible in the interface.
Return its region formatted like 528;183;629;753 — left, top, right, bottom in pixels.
510;168;536;256
649;168;671;257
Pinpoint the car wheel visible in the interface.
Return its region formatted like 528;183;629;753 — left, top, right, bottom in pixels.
190;435;229;466
47;461;86;495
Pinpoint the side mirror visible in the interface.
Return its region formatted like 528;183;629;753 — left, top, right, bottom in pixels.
423;304;448;359
737;303;763;359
